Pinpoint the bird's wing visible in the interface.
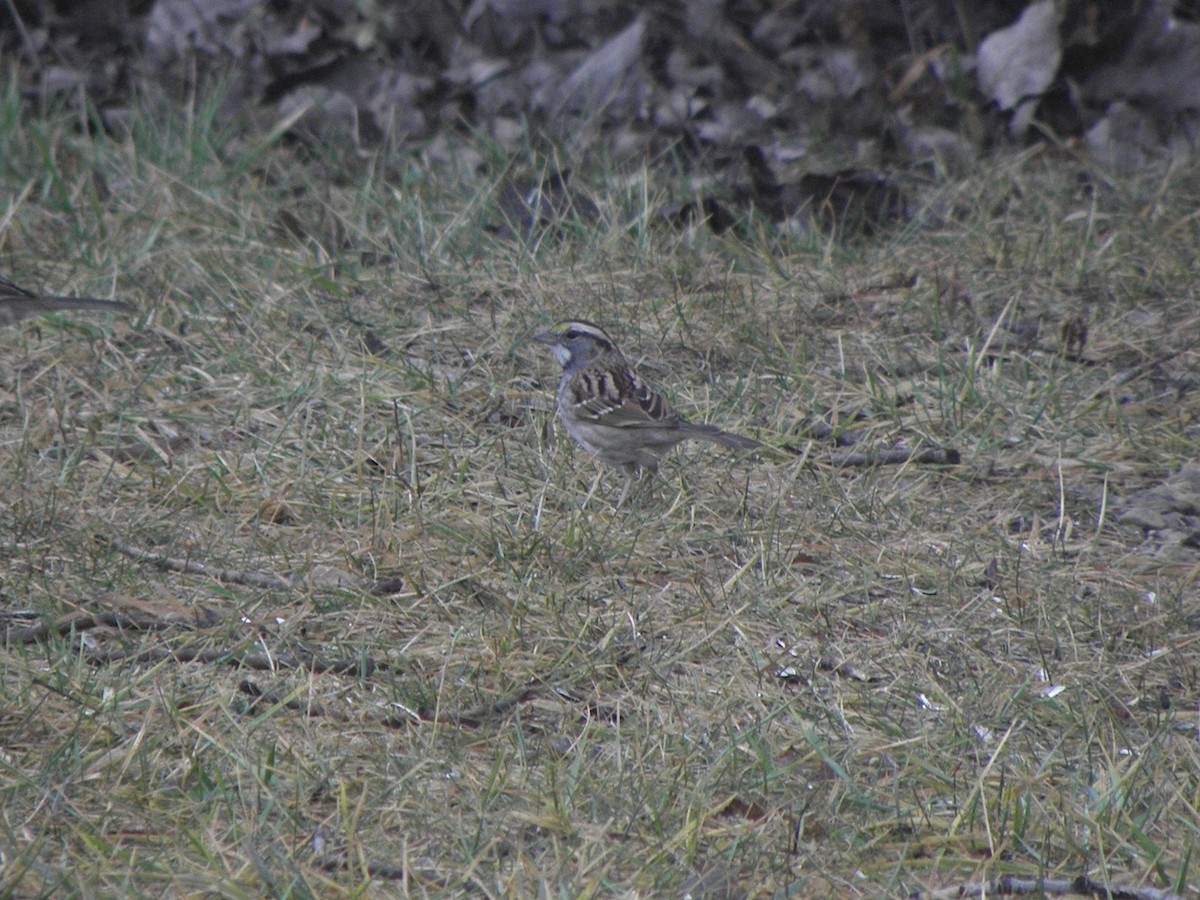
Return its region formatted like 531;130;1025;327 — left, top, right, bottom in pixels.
571;366;680;429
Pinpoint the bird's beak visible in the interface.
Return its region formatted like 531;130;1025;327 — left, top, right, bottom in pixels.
533;330;556;344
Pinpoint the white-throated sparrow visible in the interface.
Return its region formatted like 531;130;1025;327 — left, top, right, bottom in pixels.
534;319;759;506
0;276;133;328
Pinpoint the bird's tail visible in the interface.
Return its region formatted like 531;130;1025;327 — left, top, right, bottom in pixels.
38;297;134;314
682;423;761;451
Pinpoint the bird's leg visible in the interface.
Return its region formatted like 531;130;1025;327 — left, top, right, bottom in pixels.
636;465;657;500
615;468;635;509
581;467;604;509
615;463;656;509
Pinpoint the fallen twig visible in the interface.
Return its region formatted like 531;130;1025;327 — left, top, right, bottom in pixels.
9;609;172;645
105;535;376;593
1085;348;1188;402
918;874;1183;900
237;679;542;729
805;419;866;447
798;419;960;466
312;853;410;881
84;644;383;675
11;603;386;676
830;446;961;467
107;536;294;590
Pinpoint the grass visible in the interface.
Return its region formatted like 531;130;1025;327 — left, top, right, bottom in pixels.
1;84;1198;898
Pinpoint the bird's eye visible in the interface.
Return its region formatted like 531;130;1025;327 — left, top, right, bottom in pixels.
565;328;581;339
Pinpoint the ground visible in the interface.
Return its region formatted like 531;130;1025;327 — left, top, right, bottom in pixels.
0;92;1197;898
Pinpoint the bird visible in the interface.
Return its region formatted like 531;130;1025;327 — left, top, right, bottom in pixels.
533;319;760;506
0;275;134;328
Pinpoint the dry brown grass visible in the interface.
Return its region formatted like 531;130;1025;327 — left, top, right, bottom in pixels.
1;93;1198;898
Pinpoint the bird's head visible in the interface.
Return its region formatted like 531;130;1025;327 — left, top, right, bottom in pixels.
533;319;618;370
